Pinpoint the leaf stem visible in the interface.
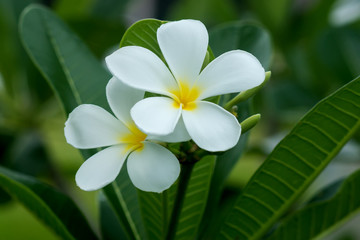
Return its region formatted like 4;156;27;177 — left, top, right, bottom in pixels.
224;71;271;111
166;163;195;240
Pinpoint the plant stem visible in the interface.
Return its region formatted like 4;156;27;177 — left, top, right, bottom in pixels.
224;71;271;111
166;163;195;240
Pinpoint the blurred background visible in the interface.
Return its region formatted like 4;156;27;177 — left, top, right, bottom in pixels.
0;0;360;239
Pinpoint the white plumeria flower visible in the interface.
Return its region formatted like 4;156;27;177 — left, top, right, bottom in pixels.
106;19;265;152
64;77;180;193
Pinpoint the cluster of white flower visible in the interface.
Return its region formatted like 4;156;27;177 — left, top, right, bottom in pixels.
64;20;265;193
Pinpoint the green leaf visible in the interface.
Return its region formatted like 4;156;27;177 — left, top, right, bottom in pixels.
174;156;215;240
19;5;143;240
317;27;360;85
119;20;219;240
209;22;272;69
0;166;97;240
119;19;172;240
168;0;238;25
248;0;292;38
136;178;179;240
19;4;110;114
306;178;344;204
0;0;39;94
101;18;173;240
137;190;169;240
137;157;214;240
111;168;147;240
91;0;131;20
99;191;128;240
120;19;164;58
99;168;146;240
217;75;360;240
199;102;250;239
200;22;273;238
119;18;215;67
267;169;360;240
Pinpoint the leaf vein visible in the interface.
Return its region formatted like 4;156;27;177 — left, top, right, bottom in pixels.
279;145;317;169
262;170;296;192
302;121;339;144
293;134;330;155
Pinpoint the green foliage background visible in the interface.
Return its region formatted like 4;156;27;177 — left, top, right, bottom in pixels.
0;0;359;239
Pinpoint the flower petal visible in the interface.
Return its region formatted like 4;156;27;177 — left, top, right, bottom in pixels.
127;142;180;192
76;145;129;191
105;46;177;96
196;50;265;99
131;97;181;136
64;104;130;149
148;116;191;143
157;19;208;85
182;101;241;152
106;76;144;125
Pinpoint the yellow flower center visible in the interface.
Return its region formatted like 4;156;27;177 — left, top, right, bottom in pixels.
120;123;147;152
169;81;200;111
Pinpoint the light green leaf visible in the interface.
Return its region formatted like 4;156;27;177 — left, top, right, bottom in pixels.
174;156;215;240
120;18;164;58
217;75;360;240
209;22;272;69
19;5;144;240
0;166;97;240
267;169;360;240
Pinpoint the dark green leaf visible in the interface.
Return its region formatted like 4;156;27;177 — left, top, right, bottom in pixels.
118;19;177;240
217;75;360;239
0;0;40;94
137;191;169;240
99;18;174;240
209;22;272;69
306;178;344;205
19;4;110;114
6;131;51;177
168;0;238;25
99;191;128;240
137;157;215;240
248;0;292;40
200;101;250;238
119;19;220;240
267;169;360;240
67;18;126;58
174;156;215;240
20;5;141;239
101;168;147;240
137;178;178;240
201;25;272;230
91;0;131;20
0;166;97;240
317;27;360;85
